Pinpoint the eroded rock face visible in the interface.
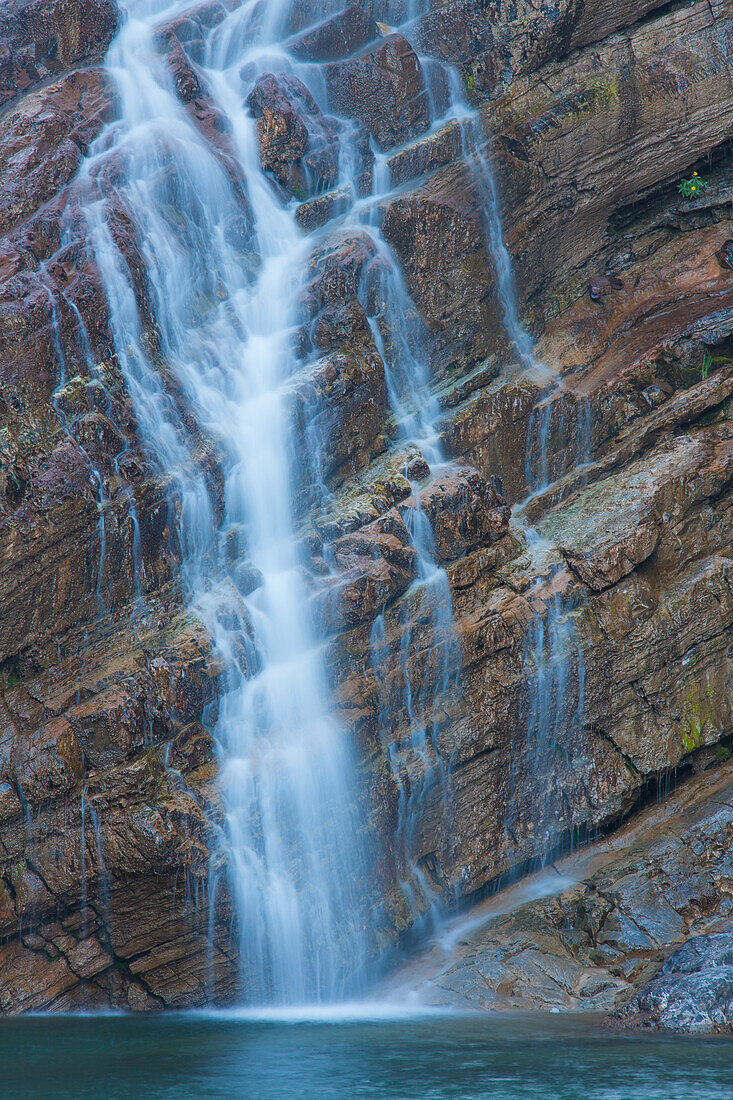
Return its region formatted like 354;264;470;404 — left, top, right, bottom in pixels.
0;0;119;109
287;4;377;62
618;934;733;1033
382;162;499;374
0;70;115;237
381;756;733;1017
486;1;733;325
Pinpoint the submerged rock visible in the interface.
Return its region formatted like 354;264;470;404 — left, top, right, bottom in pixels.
287;5;377;62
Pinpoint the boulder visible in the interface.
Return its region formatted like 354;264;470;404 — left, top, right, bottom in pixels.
302;230;381;318
164;38;204;103
310;298;373;351
288;341;388;486
247;72;339;196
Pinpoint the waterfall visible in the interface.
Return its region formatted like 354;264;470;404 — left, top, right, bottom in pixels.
404;54;594;869
362;249;459;923
71;0;380;1004
58;0;595;1004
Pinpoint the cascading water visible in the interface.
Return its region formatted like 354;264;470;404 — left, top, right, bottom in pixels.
363;253;459;924
473;190;591;867
384;20;593;874
71;0;382;1004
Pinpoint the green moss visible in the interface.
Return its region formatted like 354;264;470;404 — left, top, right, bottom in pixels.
567;75;620;125
679;681;717;755
681;721;705;755
587;75;619;108
700;349;712;380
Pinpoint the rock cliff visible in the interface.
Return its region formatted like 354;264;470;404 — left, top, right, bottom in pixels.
0;0;731;1023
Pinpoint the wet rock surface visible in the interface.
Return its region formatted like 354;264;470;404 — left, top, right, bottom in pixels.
0;0;119;109
287;5;377;62
618;933;733;1033
0;0;732;1024
247;72;340;196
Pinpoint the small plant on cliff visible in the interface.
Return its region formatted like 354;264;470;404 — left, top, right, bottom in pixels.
678;171;709;199
700;349;712;380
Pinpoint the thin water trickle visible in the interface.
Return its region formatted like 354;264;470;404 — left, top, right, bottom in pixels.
88;803;112;936
413;61;596;871
80;793;88;939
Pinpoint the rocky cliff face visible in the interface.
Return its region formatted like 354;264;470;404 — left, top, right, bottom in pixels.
0;0;731;1020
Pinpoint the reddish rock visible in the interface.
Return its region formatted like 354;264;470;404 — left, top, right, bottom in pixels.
310;298;372;351
405;468;510;563
153;0;231;58
320;510;418;630
0;0;732;1027
382;162;498;373
164;39;204;103
288;341;388;484
247;72;339;196
304;231;379;312
0;0;119;108
717;240;733;271
11;717;85;803
287;5;377;62
589;275;624;301
0;69;116;237
324;34;430;151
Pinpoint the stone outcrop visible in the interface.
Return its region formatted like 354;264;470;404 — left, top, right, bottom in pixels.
0;0;119;109
382;755;733;1020
247;72;340;196
287;4;377;62
0;0;732;1025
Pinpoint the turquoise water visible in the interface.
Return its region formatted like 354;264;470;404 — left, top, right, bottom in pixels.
3;1011;733;1099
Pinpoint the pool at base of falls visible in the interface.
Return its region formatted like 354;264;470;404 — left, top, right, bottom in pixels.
3;1012;731;1099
